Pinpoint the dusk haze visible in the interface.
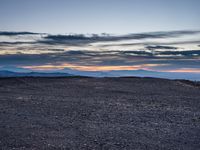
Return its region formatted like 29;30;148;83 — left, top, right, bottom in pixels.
0;0;200;80
0;0;200;149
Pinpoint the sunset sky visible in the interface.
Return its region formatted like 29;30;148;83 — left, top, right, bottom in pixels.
0;0;200;78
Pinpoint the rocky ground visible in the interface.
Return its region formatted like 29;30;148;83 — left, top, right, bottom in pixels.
0;77;200;150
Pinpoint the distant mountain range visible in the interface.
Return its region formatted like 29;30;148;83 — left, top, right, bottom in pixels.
0;70;73;77
0;69;199;81
59;69;200;80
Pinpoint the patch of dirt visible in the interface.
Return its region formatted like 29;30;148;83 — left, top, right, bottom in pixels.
0;77;200;149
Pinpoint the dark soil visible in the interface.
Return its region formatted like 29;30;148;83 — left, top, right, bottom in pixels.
0;77;200;150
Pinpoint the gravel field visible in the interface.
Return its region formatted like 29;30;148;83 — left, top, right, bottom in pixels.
0;77;200;150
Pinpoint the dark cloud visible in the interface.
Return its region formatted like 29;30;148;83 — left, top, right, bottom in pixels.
0;50;199;68
0;31;40;36
44;34;90;41
122;51;152;55
100;40;200;48
0;51;134;66
0;41;36;46
1;40;198;48
0;30;199;73
146;45;178;50
123;50;200;57
158;50;200;57
40;30;200;46
0;30;199;48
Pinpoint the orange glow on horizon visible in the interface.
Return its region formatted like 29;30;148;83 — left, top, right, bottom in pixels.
21;63;200;73
166;68;200;73
21;63;163;71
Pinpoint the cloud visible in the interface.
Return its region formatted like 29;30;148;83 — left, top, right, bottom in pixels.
122;51;152;56
0;30;199;74
0;49;199;76
158;50;200;57
146;45;178;50
100;40;200;48
0;50;199;67
0;41;35;46
119;50;200;57
0;30;199;50
39;30;200;46
0;31;40;36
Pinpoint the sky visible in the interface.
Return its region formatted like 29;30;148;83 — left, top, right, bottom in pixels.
0;0;200;34
0;0;200;79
